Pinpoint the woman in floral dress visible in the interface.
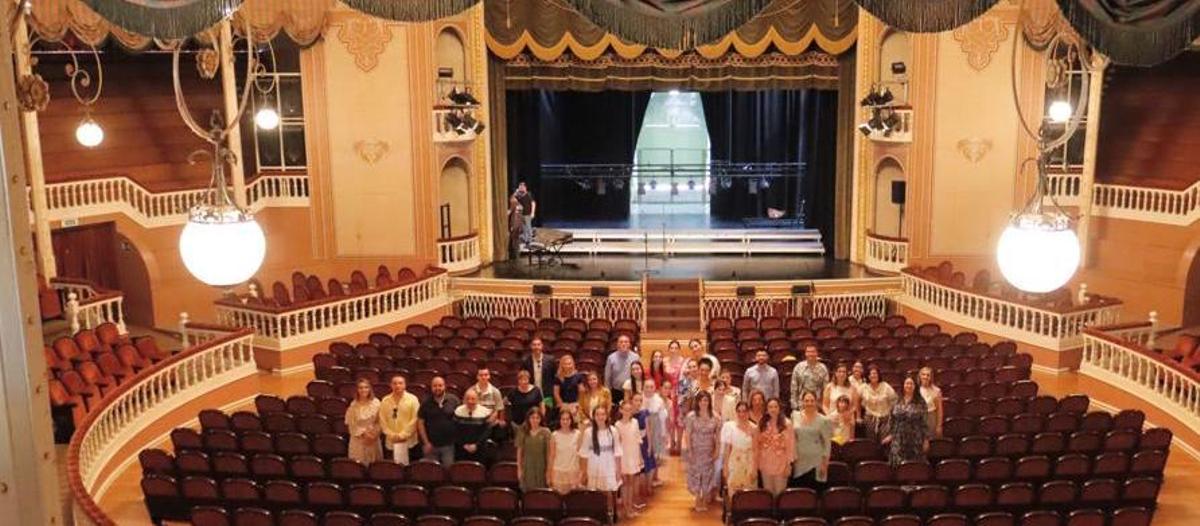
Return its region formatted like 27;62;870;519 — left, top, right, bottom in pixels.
757;398;794;495
721;401;758;495
683;391;721;512
884;375;930;466
346;379;383;464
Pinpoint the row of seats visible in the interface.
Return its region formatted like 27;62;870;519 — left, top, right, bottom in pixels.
190;507;609;526
710;332;1007;354
820;454;1166;486
709;315;913;332
46;323;170;423
250;266;442;309
724;481;1158;522
832;434;1169;464
144;475;610;524
729;508;1153;526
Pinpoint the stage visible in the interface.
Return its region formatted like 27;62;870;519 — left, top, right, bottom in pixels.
469;254;866;281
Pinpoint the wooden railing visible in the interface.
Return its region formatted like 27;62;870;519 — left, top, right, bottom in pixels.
864;232;909;274
1082;322;1200;435
898;270;1122;350
41;174;310;228
437;233;482;274
68;326;255;526
452;278;645;323
1092;180;1200;225
215;271;451;350
700;278;901;324
50;277;126;333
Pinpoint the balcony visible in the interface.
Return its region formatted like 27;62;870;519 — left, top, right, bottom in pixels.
864;231;909;274
437;233;482;274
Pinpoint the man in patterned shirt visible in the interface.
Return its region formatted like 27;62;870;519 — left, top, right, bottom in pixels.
790;344;829;411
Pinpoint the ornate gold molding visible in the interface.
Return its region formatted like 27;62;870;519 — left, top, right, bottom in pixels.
956;138;994;163
336;16;394;73
353;139;391;165
952;15;1009;72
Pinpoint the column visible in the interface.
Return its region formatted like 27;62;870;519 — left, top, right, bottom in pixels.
1077;53;1108;267
14;19;55;277
219;20;248;208
0;10;63;524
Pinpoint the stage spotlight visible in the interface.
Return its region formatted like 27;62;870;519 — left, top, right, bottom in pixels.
877;88;894;105
1048;100;1072;123
637;182;646;195
858;123;873;136
759;178;770;190
596;179;607;195
860;84;879;107
882;112;902;136
720;177;733;189
445;111;465;134
891;62;907;75
670;182;679;195
687;180;695;191
868;113;885;131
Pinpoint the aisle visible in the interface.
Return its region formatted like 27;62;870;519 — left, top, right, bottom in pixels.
626;457;723;526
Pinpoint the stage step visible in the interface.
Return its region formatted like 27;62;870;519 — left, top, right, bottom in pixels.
643;278;702;333
553;228;825;256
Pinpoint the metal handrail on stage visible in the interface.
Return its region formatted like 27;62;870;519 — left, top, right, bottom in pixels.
540;161;805;179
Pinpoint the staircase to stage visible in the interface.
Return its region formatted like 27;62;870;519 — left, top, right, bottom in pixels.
643;278;703;337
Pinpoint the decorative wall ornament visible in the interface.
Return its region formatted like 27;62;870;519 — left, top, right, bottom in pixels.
957;137;993;163
17;74;50;112
336;16;394;73
952;15;1010;71
195;48;220;79
354;140;390;165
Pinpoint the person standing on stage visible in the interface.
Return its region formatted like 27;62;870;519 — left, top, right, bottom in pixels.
507;197;525;260
513;181;536;245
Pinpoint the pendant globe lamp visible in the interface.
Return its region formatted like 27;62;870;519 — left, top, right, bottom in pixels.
996;31;1090;293
172;24;268;287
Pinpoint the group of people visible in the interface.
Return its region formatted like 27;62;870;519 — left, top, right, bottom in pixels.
340;334;947;516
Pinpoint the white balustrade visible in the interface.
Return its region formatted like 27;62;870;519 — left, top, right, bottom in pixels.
437;234;482;274
1082;325;1200;435
433;108;479;143
69;327;256;525
1092;181;1200;225
898;271;1122;350
215;272;451;350
51;277;126;333
810;291;894;320
702;296;797;323
456;293;541;319
1044;171;1082;206
864;232;909;274
549;296;644;322
41;174;310;228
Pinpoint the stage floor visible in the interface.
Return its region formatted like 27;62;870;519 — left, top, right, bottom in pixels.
546;213;798;230
467;254;869;281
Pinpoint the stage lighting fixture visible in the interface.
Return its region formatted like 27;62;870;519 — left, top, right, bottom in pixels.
596;179;606;195
613;178;625;190
882;112;902;136
759;178;770;190
445;111;464;133
1048;100;1072;123
637;182;646;195
877;88;894;105
858;122;873;136
868;114;884;132
720;177;733;189
860;84;879;107
670;182;679;195
687;180;696;191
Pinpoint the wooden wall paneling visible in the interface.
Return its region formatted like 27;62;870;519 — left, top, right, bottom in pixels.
51;221;119;290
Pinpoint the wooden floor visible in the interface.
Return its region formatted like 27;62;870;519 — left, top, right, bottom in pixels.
93;370;1200;525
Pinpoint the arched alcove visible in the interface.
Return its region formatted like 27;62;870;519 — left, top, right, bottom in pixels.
878;30;911;104
439;157;473;238
873;157;906;237
435;27;467;82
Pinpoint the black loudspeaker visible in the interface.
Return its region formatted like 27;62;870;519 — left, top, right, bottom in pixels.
891;181;907;205
532;285;553;296
590;286;610;297
791;283;813;296
736;286;756;297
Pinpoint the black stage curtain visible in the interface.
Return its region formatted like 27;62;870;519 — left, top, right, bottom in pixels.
700;90;839;251
505;90;650;224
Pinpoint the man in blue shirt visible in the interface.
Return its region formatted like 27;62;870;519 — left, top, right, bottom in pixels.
603;333;639;405
742;349;780;401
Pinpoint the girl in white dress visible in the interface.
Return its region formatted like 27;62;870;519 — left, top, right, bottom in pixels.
823;363;858;419
549;410;582;494
919;367;944;437
579;405;622;513
643;379;669;486
615;400;644;517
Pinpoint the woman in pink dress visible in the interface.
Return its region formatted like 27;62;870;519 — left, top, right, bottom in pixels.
346;379;383;464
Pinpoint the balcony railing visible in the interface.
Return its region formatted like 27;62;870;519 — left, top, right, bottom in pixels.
68;325;255;526
864;232;909;274
50;276;125;333
451;278;646;325
1092;180;1200;225
1082;322;1200;434
898;270;1122;351
437;233;482;274
215;271;451;350
700;278;901;324
41;174;310;228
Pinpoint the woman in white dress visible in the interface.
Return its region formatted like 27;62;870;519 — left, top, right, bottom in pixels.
919;367;944;437
823;363;859;418
858;366;897;441
346;379;383;464
579;405;622;512
548;410;582;494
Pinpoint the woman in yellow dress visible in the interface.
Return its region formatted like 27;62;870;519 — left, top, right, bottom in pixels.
720;401;759;495
578;371;612;426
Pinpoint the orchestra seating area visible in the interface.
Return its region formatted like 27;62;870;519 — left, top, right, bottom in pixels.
243;266;444;309
44;322;170;425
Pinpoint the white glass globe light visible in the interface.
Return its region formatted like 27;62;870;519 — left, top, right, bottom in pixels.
179;208;266;287
75;118;104;147
254;107;280;130
996;212;1080;293
1048;100;1072;123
